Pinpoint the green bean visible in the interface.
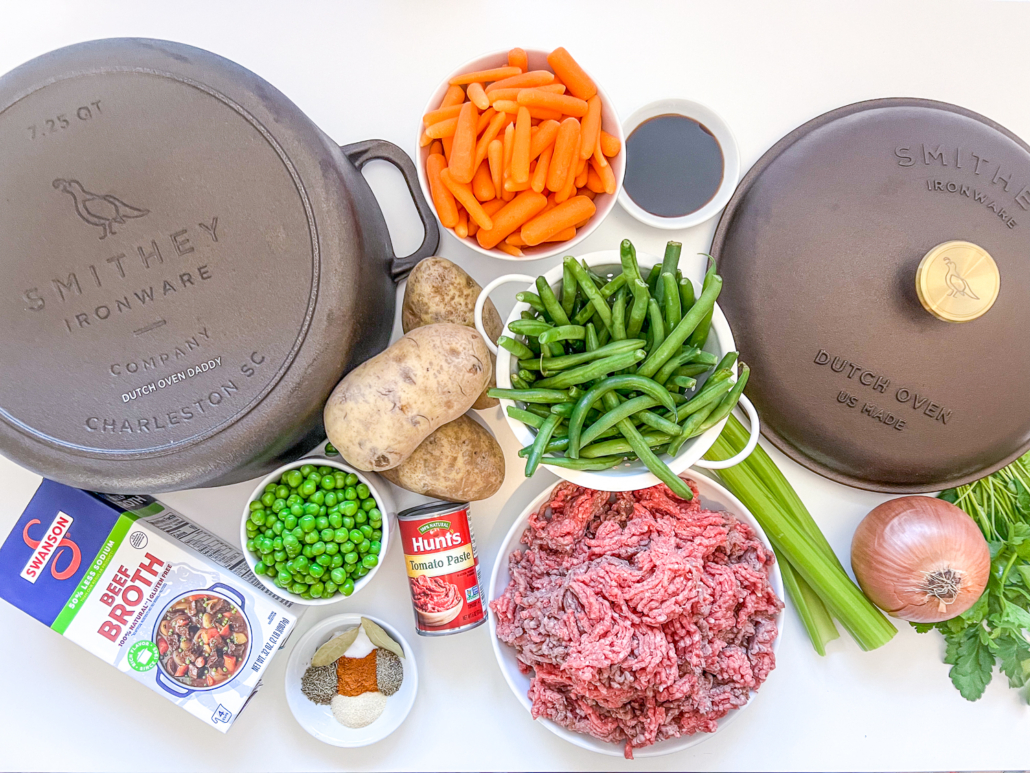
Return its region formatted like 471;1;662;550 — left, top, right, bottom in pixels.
560;262;578;316
679;275;696;314
597;324;611;346
599;272;627;299
611;287;627;340
695;364;750;435
618;420;694;500
687;258;718;350
580;395;660;448
585;263;607;288
509;319;553;337
538;325;585;345
525;413;562;477
670;375;697;390
645;264;662;294
654;346;703;385
580;431;671;458
534;350;646;389
517;435;572;457
638;272;722;378
626;278;650;339
511;374;531;389
565;257;613;331
516;291;546;313
518;369;537;383
676;363;712;378
636;408;682;436
664;375;732;423
506;406;545;428
549;402;576;417
656;241;681;307
572;302;597;325
497;335;534;359
536;276;570;326
585;322;599;351
619;239;645;284
647;299;665;350
535;454;627;471
487;388;572;403
567;374;677;457
521;339;645;372
714;352;738;373
662;272;681;330
567;385;587;400
521;310;538;321
666;400;721;457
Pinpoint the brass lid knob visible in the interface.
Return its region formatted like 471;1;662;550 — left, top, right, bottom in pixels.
916;241;1000;323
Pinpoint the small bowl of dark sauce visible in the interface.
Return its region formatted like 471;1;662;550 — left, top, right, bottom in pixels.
619;99;739;229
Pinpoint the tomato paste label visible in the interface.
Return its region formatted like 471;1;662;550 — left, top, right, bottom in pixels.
398;503;485;636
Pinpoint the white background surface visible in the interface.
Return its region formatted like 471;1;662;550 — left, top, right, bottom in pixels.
0;1;1028;770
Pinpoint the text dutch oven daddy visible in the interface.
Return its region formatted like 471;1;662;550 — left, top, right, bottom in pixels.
814;349;953;430
121;357;221;403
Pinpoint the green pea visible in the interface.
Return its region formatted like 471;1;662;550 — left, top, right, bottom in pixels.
309;562;325;578
299;515;315;532
260;538;275;553
334;472;347;489
325;542;339;555
328;513;343;529
284;514;298;530
333;528;348;543
342;579;355;596
272;520;285;536
300;464;315;477
286;494;302;507
324;442;338;456
291;527;303;539
330;567;346;585
349;529;363;544
345;562;357;574
324;492;338;508
264;482;277;494
342;516;356;530
273;549;286;563
356;483;370;499
272;498;287;513
250;510;266;527
276;485;291;499
370;521;382;533
310;582;324;598
343;486;357;501
361;554;378;569
355;511;367;525
345;473;359;487
299;481;317;498
358;539;371;554
272;536;282;550
250;499;264;512
323;581;338;596
300;592;312;600
303;531;318;545
301;503;317;517
314;515;328;530
317;554;333;567
254;560;266;574
361;499;376;512
287;470;304;488
369;540;381;555
260;492;275;508
289;503;303;517
310;490;325;506
301;546;313;558
331;554;344;568
341;502;359;517
344;551;359;565
318;528;332;543
355;565;369;578
372;529;382;540
359;524;373;539
310;540;325;555
320;474;335;490
246;538;256;553
293;555;309;571
340;540;355;553
245;521;259;535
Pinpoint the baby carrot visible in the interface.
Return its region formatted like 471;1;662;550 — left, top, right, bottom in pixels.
427;153;459;228
600;130;621;157
530;120;560;159
521;195;595;246
476;190;548;249
485;70;555;93
575;157;589;188
442;134;453;162
448;102;479;184
503;177;532;193
450;66;521;86
475;110;508;168
429;140;443;156
440;168;495;230
546;47;596;100
508;47;528;73
506;232;526;247
502;121;515;181
593;132;608;168
497;242;524;258
579;96;602;160
491;101;562;121
512;107;532;184
509;226;575;246
555;166;577;203
467;82;490;111
476;107;497;135
531;144;553;193
586;167;606;194
440;84;466;109
546;117;581;193
487;139;504;194
426;117;458;139
424;104;463;126
482;198;506;216
488;84;566;103
455;208;468;238
577;187;596;200
517;89;588;118
468;216;480;237
472;160;495;201
590;155;617;195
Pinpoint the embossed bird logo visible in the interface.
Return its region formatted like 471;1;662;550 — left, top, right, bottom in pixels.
53;178;149;240
943;256;980;300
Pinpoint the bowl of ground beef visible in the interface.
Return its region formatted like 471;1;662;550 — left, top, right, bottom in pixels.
488;475;784;759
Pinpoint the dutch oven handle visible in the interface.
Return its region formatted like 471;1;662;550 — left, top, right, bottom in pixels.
341;139;440;281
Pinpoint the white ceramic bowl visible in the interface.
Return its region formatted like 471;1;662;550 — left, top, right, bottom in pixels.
240;458;396;606
488;474;784;758
285;613;418;747
474;249;760;491
618;98;740;230
416;49;625;261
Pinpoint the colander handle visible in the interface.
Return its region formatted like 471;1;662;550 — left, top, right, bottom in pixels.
475;274;536;355
693;395;761;469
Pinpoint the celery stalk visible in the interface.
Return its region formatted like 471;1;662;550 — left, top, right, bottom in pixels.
706;430;897;651
781;560;840;655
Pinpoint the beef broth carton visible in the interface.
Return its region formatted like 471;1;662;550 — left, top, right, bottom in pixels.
0;479;297;731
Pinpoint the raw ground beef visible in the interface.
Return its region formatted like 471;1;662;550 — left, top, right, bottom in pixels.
490;479;782;759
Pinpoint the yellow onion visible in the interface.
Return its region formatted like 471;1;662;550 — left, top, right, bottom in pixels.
850;496;989;623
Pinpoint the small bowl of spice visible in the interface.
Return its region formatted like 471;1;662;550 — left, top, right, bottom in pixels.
286;613;417;747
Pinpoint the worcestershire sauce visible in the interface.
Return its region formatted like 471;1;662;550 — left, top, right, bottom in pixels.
624;114;724;217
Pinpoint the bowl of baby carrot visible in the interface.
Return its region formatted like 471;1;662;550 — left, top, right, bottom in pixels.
416;47;625;261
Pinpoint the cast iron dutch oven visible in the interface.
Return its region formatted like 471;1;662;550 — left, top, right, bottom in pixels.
0;38;439;493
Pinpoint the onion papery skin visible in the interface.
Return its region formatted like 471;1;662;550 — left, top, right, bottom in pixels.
850;496;990;623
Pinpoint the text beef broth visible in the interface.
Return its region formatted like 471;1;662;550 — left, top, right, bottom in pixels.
0;479;297;731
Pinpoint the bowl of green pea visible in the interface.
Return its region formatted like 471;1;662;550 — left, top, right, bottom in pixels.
240;458;396;605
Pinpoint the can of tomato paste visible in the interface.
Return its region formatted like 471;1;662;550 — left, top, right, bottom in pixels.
397;501;486;636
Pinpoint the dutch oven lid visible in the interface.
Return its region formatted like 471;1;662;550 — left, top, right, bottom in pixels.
711;98;1030;493
0;39;437;492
